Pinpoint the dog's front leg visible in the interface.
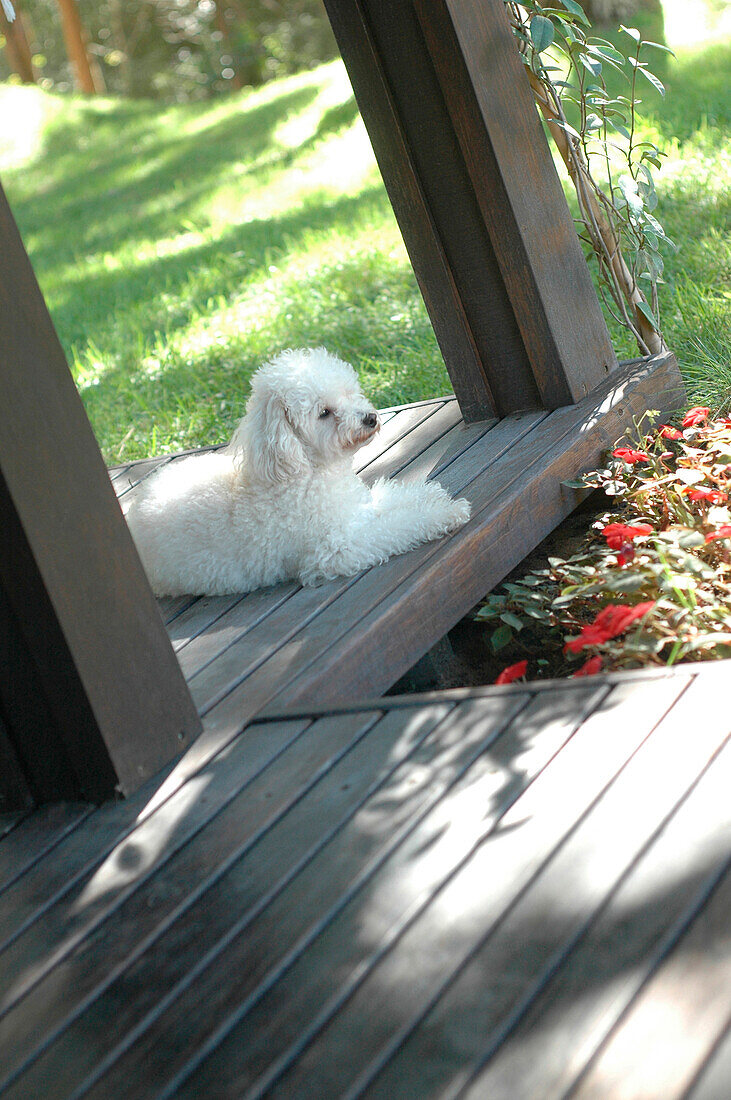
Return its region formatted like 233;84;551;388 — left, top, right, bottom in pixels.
298;478;470;585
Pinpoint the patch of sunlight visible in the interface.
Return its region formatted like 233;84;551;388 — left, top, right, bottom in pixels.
169;225;401;368
274;62;354;149
662;0;731;48
0;85;52;168
72;773;209;914
135;228;206;263
661;135;731;192
203;118;377;228
305;116;377;192
73;341;110;390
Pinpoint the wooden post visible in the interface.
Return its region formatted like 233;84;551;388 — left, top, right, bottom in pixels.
0;180;201;807
321;0;618;420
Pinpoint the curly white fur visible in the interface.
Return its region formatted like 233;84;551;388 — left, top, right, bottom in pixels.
124;348;471;596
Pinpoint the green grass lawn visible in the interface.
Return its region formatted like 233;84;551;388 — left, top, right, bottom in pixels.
0;8;728;463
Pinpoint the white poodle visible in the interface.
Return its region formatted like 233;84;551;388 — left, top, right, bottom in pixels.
124;348;471;596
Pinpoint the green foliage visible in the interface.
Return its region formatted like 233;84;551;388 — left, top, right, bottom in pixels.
506;0;674;349
478;409;731;676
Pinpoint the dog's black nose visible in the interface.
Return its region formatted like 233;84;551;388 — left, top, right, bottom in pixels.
363;413;378;429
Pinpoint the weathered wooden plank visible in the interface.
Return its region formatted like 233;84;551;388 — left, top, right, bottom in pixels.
2;705;459;1098
0;718;310;1018
353;402;446;475
0;803;92;898
261;354;682;717
686;1020;731;1100
157;595;198;624
359;399;464;484
0;711;388;1093
403;414;500;485
454;717;731;1100
0;181;201;801
0;782;171;953
232;677;697;1098
568;867;731;1100
359;672;728;1098
117;686;603;1098
52;692;530;1099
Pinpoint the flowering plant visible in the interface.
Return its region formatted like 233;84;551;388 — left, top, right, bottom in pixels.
486;407;731;682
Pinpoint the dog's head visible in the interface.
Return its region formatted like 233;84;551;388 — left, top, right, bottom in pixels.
230;348;380;484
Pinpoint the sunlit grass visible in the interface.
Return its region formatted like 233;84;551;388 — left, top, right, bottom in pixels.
0;18;728;461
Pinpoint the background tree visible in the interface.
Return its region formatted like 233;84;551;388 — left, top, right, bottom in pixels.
0;1;37;83
55;0;103;92
0;0;338;100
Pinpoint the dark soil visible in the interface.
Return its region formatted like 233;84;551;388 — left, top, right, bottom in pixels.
387;491;608;694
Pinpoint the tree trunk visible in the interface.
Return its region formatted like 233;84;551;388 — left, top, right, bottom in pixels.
0;3;37;84
55;0;104;93
214;3;244;90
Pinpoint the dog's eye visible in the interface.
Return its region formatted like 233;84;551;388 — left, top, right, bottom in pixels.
318;408;332;419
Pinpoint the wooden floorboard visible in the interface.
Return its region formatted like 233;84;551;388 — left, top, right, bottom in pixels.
0;662;728;1099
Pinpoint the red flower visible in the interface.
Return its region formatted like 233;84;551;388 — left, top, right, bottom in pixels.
602;522;653;550
684;488;728;504
682;406;710;427
572;655;603;678
613;448;649;464
564;601;655;654
617;544;635;566
659;424;683;440
705;525;731;543
495;659;528;685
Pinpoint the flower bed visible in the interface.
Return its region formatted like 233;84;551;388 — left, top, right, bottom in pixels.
479;406;731;683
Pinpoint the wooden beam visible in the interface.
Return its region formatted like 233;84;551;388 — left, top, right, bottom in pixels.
322;0;618;418
0;180;201;804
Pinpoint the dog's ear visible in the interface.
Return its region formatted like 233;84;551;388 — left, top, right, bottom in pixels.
229;388;309;484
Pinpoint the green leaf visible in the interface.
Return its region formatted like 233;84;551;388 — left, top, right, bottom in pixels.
620;25;641;43
561;0;590;26
636;65;665;97
604;573;648;593
607;118;631;140
491;624;514;652
530;15;555;53
592;45;626;64
579;53;603;77
500;612;526;632
635;299;659;331
641;40;676;57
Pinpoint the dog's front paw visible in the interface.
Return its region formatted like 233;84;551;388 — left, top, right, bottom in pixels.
445;495;471;530
416;481;471;534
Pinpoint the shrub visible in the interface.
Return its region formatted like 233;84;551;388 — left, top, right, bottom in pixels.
480;406;731;680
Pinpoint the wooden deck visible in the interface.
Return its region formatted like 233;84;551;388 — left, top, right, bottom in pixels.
113;353;680;737
0;661;728;1098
